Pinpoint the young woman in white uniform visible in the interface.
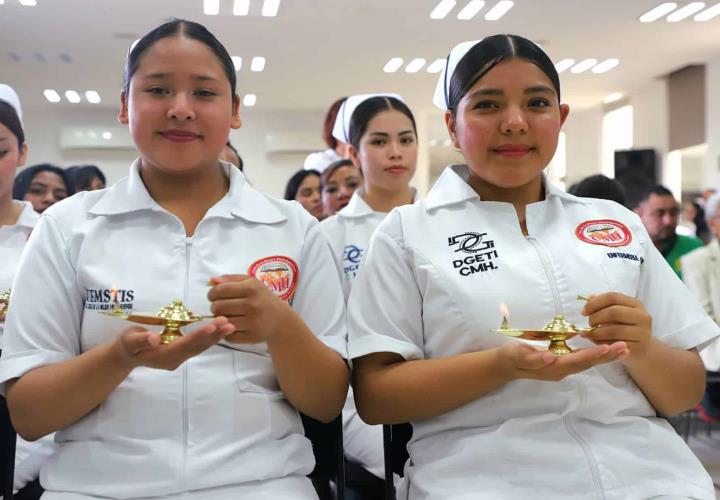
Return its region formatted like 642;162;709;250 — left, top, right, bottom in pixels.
321;94;418;483
347;35;719;500
0;83;57;495
0;21;348;500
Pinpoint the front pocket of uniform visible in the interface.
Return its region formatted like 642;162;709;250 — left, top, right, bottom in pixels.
600;259;642;298
232;350;284;398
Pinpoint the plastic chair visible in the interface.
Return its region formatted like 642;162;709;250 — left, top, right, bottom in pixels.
382;423;412;500
301;413;345;500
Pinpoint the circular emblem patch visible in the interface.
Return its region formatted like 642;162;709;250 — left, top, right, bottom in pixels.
248;256;299;301
575;219;632;247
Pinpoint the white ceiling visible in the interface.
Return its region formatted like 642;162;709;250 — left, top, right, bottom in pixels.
3;0;720;116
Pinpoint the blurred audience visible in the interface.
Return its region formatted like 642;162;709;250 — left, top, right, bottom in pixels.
66;165;106;192
13;163;73;214
569;174;627;206
221;139;243;171
320;159;360;217
304;97;348;173
284;169;323;220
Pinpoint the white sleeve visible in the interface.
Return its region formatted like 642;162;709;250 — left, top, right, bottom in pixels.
347;213;424;361
291;220;347;359
0;214;83;394
637;225;720;351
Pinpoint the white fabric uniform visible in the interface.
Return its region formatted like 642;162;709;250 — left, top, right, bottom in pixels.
321;188;415;478
682;239;720;371
0;160;347;499
0;200;57;493
347;164;719;500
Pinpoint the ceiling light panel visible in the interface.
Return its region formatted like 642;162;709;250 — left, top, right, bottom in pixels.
18;0;37;5
485;0;514;20
405;58;427;73
250;56;266;72
695;2;720;20
430;0;456;19
232;56;242;71
43;89;60;103
383;58;404;73
233;0;250;15
203;0;220;15
85;91;101;104
426;58;446;74
65;90;81;103
554;59;576;73
591;58;620;74
639;2;678;22
243;94;257;106
666;2;705;21
603;92;624;104
570;58;598;74
457;0;485;19
262;0;280;17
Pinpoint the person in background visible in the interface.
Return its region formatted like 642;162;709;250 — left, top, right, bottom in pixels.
284;169;323;220
679;200;711;244
66;165;106;192
0;83;55;500
568;174;627;207
682;192;720;422
221;139;243;171
304;97;348;173
12;163;73;214
321;159;361;217
631;184;703;278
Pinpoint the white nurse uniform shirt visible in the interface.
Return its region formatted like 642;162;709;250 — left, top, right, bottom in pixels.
348;164;719;500
0;160;346;499
321;188;416;478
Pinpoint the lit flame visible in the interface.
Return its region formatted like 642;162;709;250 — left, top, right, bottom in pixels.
499;303;510;330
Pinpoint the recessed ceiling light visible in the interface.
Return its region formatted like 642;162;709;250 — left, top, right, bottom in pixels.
251;56;266;72
233;0;250;15
603;92;624;104
43;89;61;103
232;56;242;71
639;2;677;22
243;94;257;107
102;131;113;140
88;130;97;139
262;0;280;17
65;90;81;104
203;0;220;15
383;57;404;73
427;58;446;74
430;0;456;19
443;139;453;147
591;58;619;74
695;2;720;20
85;91;101;104
405;58;427;73
18;0;37;5
554;59;575;73
666;2;705;21
0;1;5;5
570;58;598;74
485;0;514;20
457;0;485;20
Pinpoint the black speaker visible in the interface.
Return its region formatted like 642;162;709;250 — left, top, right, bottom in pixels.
614;149;657;206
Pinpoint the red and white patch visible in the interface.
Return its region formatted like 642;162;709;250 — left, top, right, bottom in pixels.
248;256;299;301
575;219;632;247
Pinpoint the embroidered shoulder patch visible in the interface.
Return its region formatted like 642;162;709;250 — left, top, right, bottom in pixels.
575;219;632;247
248;256;299;301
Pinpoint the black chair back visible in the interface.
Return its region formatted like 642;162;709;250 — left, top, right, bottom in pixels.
383;423;412;500
301;413;345;500
1;395;17;500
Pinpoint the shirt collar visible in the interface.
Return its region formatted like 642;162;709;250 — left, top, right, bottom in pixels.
89;159;286;224
425;164;590;211
338;187;420;219
14;200;39;228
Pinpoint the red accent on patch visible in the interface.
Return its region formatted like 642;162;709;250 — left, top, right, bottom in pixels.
248;256;299;301
576;219;632;247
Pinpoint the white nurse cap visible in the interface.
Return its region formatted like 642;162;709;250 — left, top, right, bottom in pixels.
331;93;405;144
0;84;23;122
432;40;482;111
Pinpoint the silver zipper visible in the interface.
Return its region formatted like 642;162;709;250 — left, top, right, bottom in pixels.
527;235;605;499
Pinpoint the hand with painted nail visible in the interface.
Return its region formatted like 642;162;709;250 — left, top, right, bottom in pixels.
497;340;628;382
581;292;652;364
113;317;236;371
207;275;296;344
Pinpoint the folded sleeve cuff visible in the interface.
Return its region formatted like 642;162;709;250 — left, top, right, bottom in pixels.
348;335;424;361
0;350;73;396
657;318;720;352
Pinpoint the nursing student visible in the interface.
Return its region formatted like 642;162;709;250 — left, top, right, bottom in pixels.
0;84;56;497
0;20;348;500
320;94;417;486
348;35;719;500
